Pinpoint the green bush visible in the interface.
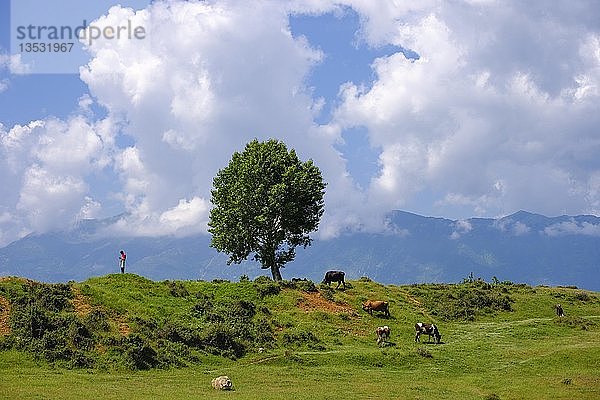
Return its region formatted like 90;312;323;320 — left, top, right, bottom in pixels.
254;281;281;298
122;334;158;370
281;329;325;351
163;280;189;297
407;281;514;321
199;323;246;359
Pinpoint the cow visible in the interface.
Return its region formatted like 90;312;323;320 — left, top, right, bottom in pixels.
362;300;390;317
555;304;565;317
322;270;346;289
376;325;391;346
414;322;441;344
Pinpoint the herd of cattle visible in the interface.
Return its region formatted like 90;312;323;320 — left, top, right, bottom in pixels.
321;270;568;347
321;270;442;346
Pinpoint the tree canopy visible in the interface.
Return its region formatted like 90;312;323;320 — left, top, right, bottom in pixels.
208;139;326;281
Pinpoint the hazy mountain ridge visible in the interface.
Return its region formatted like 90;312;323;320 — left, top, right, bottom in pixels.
1;210;599;290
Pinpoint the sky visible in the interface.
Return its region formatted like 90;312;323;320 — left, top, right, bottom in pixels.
0;0;600;246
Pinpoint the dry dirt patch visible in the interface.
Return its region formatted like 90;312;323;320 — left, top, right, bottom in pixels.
71;288;93;317
296;291;357;315
0;296;11;336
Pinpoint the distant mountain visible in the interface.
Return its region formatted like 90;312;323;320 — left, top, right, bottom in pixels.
1;210;600;290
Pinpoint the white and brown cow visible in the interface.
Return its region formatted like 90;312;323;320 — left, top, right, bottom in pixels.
414;322;441;344
376;325;391;346
362;300;390;317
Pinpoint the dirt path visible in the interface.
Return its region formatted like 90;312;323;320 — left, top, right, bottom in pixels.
71;288;93;317
0;296;10;336
296;291;357;315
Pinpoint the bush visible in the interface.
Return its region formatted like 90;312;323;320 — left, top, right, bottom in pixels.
164;280;189;297
281;329;325;351
279;279;318;293
122;334;158;370
254;280;281;298
416;347;432;358
407;281;514;321
200;323;246;359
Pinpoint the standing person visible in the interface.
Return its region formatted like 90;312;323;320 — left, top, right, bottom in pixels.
119;250;126;274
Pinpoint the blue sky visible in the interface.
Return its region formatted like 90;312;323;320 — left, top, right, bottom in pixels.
1;0;600;245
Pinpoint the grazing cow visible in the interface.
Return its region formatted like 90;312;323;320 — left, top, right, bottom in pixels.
414;322;441;344
322;270;346;289
555;304;565;317
376;325;391;346
362;300;390;317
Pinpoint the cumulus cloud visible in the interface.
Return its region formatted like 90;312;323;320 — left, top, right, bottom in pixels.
1;0;600;246
77;0;368;239
0;116;112;238
330;0;600;219
544;220;600;237
450;219;473;239
494;218;531;236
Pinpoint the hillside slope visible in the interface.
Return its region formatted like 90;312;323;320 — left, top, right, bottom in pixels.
1;275;599;399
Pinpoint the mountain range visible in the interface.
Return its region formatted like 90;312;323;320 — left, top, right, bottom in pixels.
1;210;599;290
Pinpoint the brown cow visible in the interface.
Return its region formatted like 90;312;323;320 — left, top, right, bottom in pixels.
362;300;390;317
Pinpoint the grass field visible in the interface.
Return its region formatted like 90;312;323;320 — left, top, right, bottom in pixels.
1;275;599;399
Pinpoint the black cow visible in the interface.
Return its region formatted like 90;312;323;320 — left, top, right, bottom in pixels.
555;304;565;317
414;322;441;344
322;270;346;289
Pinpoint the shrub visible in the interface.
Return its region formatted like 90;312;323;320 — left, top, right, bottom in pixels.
123;334;158;370
83;309;110;332
164;280;189;297
406;281;514;321
416;347;432;358
574;292;591;302
320;286;335;302
281;329;325;351
200;323;246;359
279;279;318;293
254;280;281;298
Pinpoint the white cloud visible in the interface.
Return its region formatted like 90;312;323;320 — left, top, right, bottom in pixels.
2;0;600;245
0;53;32;74
77;0;368;239
330;0;600;220
0;116;114;241
450;219;473;239
544;220;600;237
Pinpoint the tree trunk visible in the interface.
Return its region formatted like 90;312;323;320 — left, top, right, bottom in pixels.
270;265;283;281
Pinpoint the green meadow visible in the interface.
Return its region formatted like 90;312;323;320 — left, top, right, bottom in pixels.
1;274;599;399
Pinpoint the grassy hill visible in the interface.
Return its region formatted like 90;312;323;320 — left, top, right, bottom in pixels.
1;274;599;399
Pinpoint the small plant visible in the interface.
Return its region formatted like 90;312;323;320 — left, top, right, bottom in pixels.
164;280;189;297
253;279;281;298
320;286;335;302
574;292;590;302
416;347;432;358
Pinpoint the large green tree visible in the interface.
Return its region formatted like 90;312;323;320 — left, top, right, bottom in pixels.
208;139;326;281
